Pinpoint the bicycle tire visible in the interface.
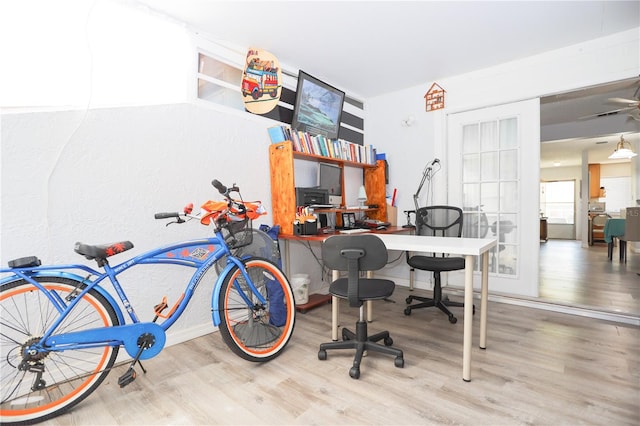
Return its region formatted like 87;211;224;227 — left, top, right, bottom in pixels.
218;258;295;362
0;277;120;425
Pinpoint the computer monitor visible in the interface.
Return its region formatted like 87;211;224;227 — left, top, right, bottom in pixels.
317;162;342;207
291;70;345;139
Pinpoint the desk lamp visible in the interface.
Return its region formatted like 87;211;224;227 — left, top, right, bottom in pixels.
412;157;441;211
403;158;441;228
357;185;367;208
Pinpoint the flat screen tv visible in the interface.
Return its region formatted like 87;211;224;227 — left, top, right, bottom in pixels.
317;162;342;207
291;70;345;140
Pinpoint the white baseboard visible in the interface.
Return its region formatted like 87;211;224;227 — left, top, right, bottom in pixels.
164;323;218;348
442;288;640;326
381;276;640;327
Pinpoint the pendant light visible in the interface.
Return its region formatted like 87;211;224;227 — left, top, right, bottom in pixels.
608;135;637;159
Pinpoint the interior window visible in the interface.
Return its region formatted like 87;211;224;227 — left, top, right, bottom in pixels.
540;180;575;224
197;53;244;110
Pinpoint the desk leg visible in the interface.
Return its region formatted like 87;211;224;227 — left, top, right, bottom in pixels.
331;269;340;341
463;255;474;382
283;240;291;277
479;252;489;350
366;271;373;322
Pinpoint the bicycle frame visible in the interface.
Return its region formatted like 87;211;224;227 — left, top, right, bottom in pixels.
0;231;267;360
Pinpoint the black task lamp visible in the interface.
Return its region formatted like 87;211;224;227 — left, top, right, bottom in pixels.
403;158;441;228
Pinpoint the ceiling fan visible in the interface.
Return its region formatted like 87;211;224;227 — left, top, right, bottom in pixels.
605;95;640;121
580;86;640;121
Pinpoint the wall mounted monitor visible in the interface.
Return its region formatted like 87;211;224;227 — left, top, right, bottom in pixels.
291;70;345;140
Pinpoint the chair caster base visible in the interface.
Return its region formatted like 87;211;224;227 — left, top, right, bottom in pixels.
395;356;404;368
318;350;327;360
349;366;360;379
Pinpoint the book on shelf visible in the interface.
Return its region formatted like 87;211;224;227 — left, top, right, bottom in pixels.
266;125;377;165
267;126;287;144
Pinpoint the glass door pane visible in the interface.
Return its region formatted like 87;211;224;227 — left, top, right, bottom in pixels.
461;117;520;277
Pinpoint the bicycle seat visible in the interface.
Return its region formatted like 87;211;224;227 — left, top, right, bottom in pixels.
74;241;134;261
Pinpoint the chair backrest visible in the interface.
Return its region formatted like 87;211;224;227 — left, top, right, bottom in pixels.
592;214;608;227
322;234;388;271
623;207;640;241
415;206;463;238
322;234;388;307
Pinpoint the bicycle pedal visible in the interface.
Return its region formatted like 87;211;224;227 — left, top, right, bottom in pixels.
118;368;137;388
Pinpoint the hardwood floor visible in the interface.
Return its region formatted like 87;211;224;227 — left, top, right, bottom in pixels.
539;239;639;315
42;286;639;425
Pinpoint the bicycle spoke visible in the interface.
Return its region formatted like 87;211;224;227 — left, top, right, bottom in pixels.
1;278;119;424
217;258;295;362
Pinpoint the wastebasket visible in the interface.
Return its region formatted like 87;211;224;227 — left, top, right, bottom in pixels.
291;273;310;305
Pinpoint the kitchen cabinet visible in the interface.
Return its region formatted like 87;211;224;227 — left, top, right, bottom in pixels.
589;164;600;199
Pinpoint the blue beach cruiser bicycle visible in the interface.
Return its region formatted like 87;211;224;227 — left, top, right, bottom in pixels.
0;180;296;424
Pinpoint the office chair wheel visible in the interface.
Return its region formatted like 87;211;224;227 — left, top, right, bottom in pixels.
404;307;412;315
395;356;404;368
318;349;327;360
448;314;457;324
405;296;413;304
349;366;360;379
384;336;393;346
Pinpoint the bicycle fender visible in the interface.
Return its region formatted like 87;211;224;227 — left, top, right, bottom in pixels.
211;261;238;326
210;258;270;326
46;322;166;360
0;270;125;325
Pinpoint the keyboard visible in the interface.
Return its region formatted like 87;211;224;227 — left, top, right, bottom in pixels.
362;219;391;228
309;204;336;209
339;228;370;234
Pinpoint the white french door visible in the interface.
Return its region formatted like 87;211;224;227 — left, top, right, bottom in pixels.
447;99;540;297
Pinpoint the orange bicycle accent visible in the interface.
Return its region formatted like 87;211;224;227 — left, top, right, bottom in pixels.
200;199;266;225
153;294;185;319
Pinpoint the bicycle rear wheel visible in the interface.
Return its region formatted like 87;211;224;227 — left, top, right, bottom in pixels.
0;277;120;425
218;258;295;362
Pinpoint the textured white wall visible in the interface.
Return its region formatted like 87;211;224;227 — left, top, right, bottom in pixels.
1;103;276;345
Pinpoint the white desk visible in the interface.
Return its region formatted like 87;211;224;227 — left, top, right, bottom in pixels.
331;234;496;382
281;231;496;382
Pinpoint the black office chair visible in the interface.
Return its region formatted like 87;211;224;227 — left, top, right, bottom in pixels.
318;234;404;379
404;206;470;324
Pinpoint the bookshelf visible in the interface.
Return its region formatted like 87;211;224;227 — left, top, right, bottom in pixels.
269;141;387;235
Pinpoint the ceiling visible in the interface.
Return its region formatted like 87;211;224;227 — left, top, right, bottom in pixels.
129;0;640;166
540;78;640;168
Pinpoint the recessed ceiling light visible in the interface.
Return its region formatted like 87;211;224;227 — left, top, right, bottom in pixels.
553;161;561;167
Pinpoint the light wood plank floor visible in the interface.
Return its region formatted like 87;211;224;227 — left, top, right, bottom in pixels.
539;239;639;315
43;286;639;425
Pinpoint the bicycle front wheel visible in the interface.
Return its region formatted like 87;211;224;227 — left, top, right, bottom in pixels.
218;258;295;362
0;277;120;425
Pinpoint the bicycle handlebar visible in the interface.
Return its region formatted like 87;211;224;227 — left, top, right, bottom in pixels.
211;179;240;197
211;179;227;195
154;179;249;225
154;212;180;219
